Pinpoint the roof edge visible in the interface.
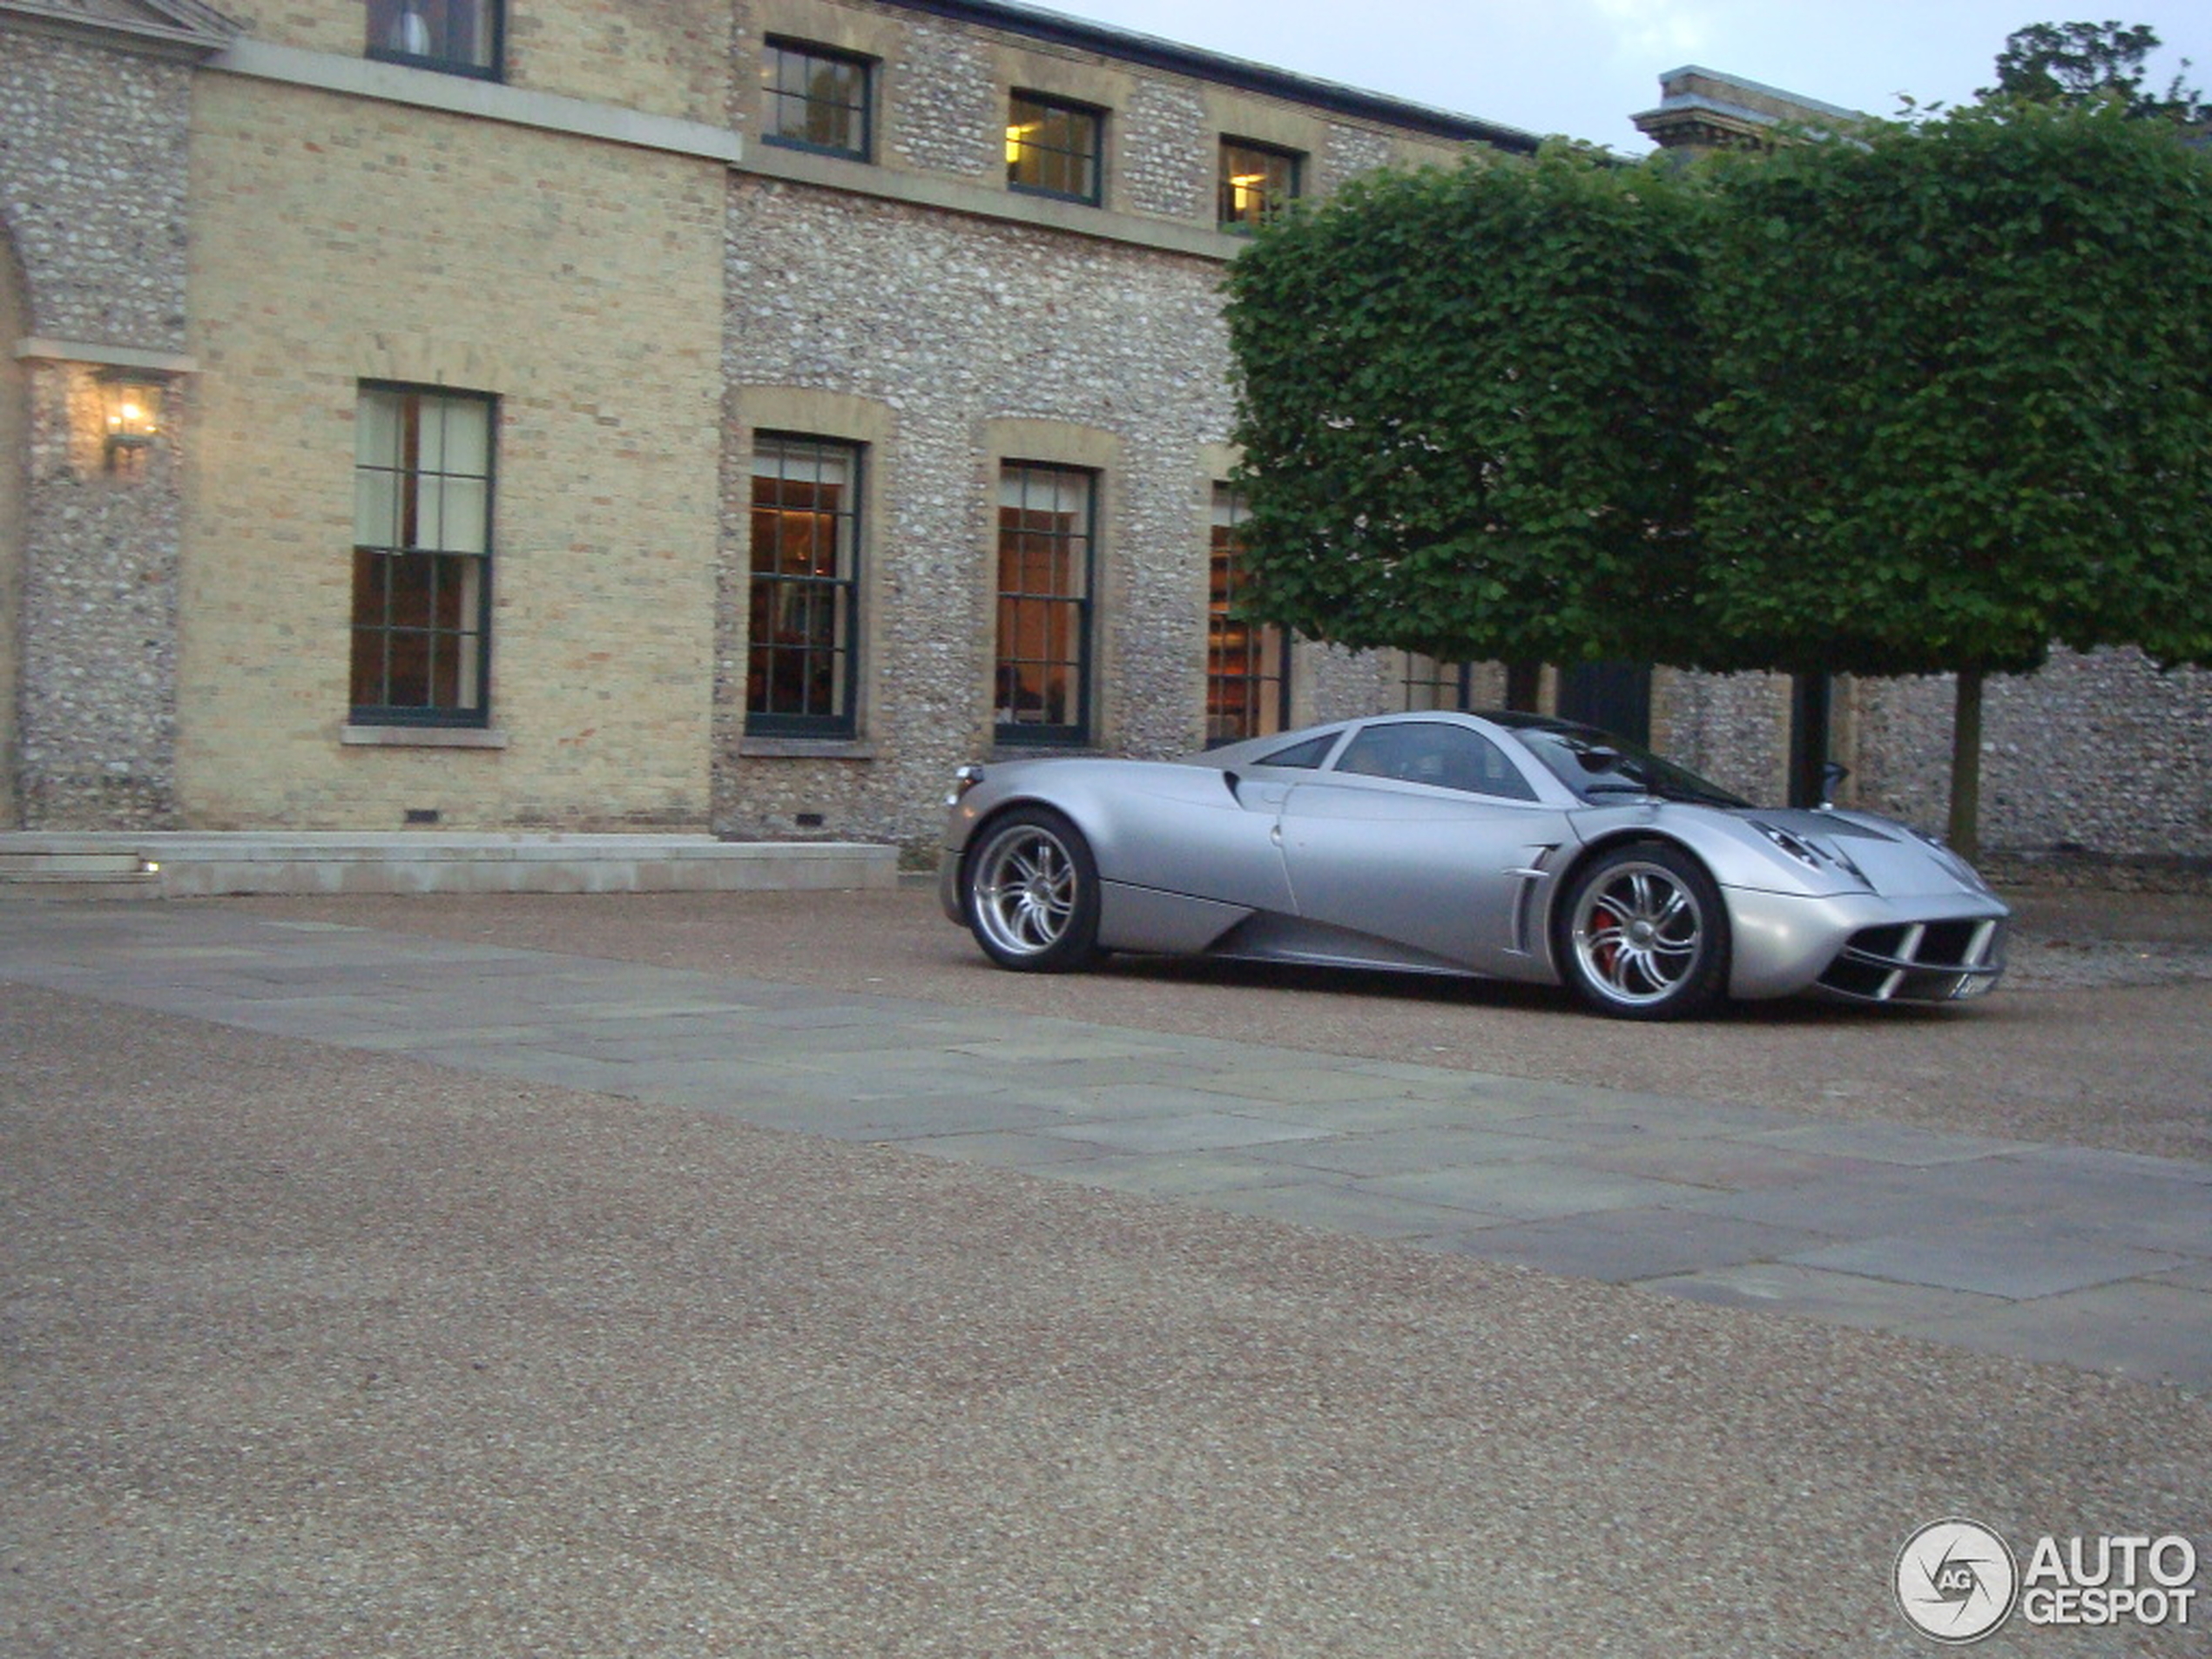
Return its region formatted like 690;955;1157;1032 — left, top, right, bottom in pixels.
883;0;1544;152
0;0;238;59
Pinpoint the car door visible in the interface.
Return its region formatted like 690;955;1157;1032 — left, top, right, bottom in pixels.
1277;721;1571;974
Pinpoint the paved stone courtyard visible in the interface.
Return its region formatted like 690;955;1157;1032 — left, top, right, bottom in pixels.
3;893;2207;1656
5;898;2206;1385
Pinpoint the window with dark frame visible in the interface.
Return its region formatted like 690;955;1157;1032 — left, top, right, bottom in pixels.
762;39;872;160
995;462;1094;744
1006;91;1103;205
1206;484;1290;745
1217;138;1300;233
351;383;494;725
747;435;862;738
1399;653;1476;712
365;0;502;78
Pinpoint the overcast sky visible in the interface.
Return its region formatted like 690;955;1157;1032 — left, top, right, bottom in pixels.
1041;1;2205;152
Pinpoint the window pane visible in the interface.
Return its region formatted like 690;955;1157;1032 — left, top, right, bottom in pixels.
995;463;1091;739
1334;721;1534;799
1207;484;1288;744
747;435;860;734
764;42;869;158
1008;94;1099;202
350;385;492;722
367;0;498;74
1219;140;1299;232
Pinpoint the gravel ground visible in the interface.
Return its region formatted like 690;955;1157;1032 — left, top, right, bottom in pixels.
230;884;2212;1163
3;983;2204;1658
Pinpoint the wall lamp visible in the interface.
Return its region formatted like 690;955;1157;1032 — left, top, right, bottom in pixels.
98;367;165;469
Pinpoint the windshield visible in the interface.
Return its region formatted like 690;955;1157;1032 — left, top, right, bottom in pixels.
1501;718;1751;809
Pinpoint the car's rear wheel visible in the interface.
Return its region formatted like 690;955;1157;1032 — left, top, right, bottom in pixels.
1559;843;1729;1020
963;807;1103;972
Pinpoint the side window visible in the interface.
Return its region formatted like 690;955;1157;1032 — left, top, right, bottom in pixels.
1333;722;1536;800
1254;732;1336;770
762;39;873;160
351;383;495;725
747;434;862;738
366;0;502;78
1006;91;1103;206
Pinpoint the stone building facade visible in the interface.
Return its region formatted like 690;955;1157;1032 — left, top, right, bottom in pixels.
3;9;2206;862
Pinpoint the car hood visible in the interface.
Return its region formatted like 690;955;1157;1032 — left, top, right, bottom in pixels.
1741;807;1997;900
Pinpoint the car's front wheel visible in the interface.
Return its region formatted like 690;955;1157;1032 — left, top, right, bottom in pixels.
962;806;1103;972
1558;843;1729;1020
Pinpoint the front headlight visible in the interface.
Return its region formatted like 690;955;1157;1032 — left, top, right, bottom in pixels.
1905;825;1992;893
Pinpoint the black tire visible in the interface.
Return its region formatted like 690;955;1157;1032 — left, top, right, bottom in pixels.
1556;842;1730;1021
961;806;1103;973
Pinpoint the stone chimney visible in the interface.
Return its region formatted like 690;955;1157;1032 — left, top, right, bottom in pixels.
1633;66;1868;154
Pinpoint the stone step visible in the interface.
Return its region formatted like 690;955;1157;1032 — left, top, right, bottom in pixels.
0;872;165;900
0;833;900;898
0;852;148;877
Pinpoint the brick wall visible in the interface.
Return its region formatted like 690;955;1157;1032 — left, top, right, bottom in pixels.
177;75;727;830
212;0;736;123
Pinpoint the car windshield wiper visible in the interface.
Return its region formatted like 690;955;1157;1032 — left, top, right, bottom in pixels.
1579;781;1655;797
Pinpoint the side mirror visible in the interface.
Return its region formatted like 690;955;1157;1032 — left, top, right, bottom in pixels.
1574;745;1621;774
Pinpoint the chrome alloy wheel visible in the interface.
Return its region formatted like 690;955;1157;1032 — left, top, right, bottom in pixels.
1570;860;1707;1008
971;819;1081;960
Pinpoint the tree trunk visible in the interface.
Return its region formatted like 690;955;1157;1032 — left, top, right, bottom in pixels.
1947;667;1984;861
1504;661;1541;713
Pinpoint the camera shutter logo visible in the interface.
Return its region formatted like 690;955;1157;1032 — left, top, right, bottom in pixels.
1895;1518;2020;1643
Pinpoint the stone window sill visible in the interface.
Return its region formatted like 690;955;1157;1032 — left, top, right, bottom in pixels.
342;725;509;750
738;736;878;760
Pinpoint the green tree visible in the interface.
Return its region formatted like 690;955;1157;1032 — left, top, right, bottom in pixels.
1221;145;1712;684
1982;19;2205;121
1698;96;2212;855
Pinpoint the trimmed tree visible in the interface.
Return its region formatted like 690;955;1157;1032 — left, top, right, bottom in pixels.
1221;144;1713;684
1697;95;2212;855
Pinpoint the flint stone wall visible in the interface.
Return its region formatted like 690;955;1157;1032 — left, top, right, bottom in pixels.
0;28;191;827
718;179;1238;849
1852;649;2212;859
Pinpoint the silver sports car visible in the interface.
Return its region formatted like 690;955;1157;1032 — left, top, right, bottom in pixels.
939;711;2008;1020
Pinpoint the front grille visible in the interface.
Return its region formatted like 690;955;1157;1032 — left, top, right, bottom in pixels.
1817;916;2006;1003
